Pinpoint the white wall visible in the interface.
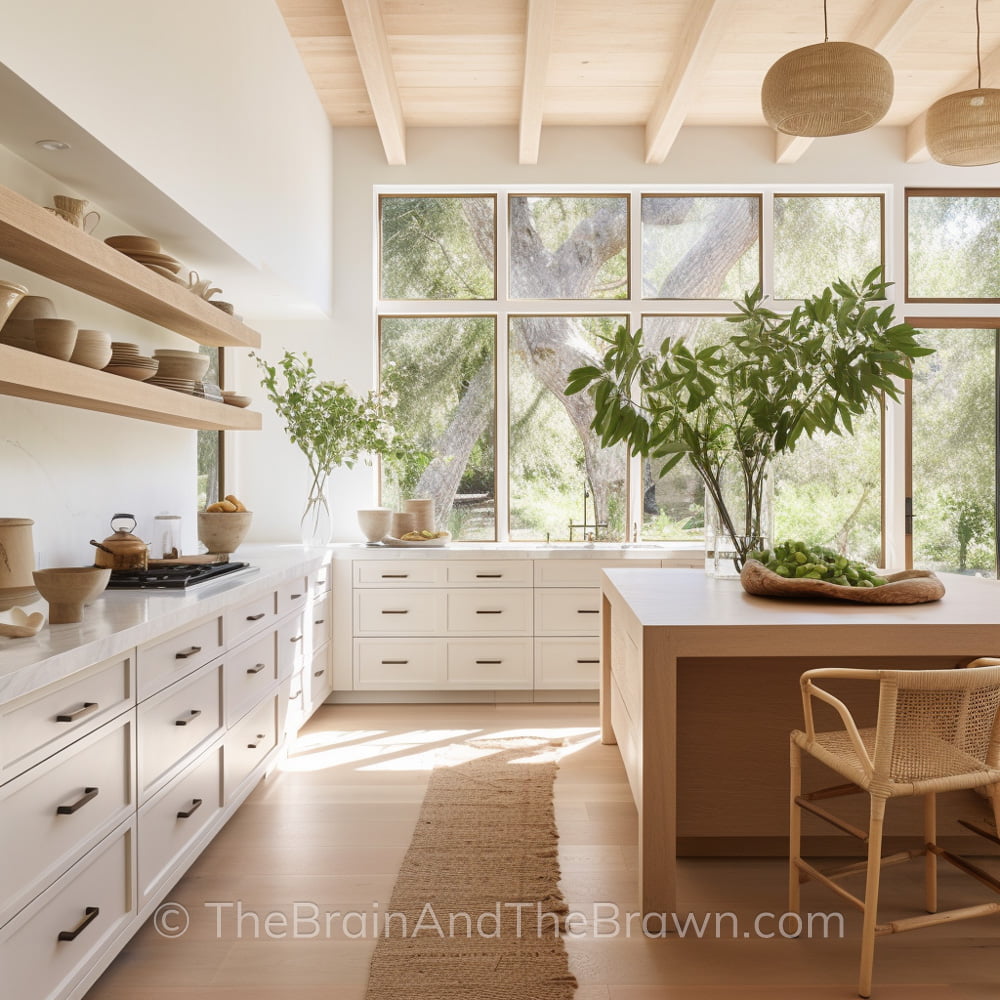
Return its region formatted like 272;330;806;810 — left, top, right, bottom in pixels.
0;0;334;312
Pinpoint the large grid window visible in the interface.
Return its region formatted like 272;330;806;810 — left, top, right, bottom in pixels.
378;188;896;550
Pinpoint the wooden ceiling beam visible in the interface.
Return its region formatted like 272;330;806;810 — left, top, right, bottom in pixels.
518;0;556;165
906;43;1000;163
645;0;738;165
341;0;407;165
774;0;931;165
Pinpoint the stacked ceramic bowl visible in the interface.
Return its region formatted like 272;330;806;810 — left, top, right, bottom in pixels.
149;348;209;394
104;235;184;283
69;329;113;369
0;294;55;350
105;342;159;381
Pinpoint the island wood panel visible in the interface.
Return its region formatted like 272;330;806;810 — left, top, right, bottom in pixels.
0;183;260;349
601;568;1000;916
0;345;261;432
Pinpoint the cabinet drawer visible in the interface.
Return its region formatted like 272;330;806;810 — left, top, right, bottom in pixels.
308;647;331;712
534;638;601;689
444;561;533;587
1;653;134;784
225;589;277;648
225;630;277;727
225;695;278;801
138;742;222;909
277;575;309;615
0;819;134;1000
355;589;443;635
138;664;223;802
535;588;602;635
354;560;446;586
446;589;532;634
0;711;135;928
533;558;660;588
447;639;533;687
355;639;446;688
310;562;331;596
281;674;306;735
277;612;308;680
311;592;331;650
137;615;223;701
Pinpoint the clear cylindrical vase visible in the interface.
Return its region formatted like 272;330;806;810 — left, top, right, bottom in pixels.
705;458;773;578
300;481;333;546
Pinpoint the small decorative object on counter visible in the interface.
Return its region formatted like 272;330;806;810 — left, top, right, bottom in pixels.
357;508;392;545
0;517;37;611
90;514;150;571
153;514;182;559
0;607;45;638
32;566;111;624
198;495;252;554
403;498;435;534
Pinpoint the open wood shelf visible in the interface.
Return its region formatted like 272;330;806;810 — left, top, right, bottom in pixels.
0;183;261;349
0;345;262;431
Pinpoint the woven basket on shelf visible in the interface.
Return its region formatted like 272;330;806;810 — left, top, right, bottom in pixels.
926;87;1000;166
761;41;894;137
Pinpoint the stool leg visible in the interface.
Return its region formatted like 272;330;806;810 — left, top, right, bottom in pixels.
789;738;802;915
988;782;1000;837
924;792;937;914
858;795;887;1000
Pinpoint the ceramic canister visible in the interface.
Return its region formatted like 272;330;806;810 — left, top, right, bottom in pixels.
403;498;435;533
0;518;35;590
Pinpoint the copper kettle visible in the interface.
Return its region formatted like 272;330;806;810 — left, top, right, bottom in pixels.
91;513;149;571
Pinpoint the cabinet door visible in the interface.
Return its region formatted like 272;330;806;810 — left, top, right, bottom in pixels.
0;820;135;1000
446;639;533;687
0;711;135;927
137;616;223;701
225;589;278;649
1;653;133;784
137;664;223;802
225;695;278;803
533;558;661;587
534;588;602;636
445;589;532;635
354;560;447;586
224;630;278;728
444;561;533;587
534;638;601;689
354;589;443;635
137;742;223;910
354;639;446;688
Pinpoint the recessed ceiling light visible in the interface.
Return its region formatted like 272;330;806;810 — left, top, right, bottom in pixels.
35;139;70;151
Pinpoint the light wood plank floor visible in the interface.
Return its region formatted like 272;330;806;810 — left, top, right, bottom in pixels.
84;703;1000;999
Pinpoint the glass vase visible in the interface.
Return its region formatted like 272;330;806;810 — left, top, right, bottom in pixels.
300;479;333;546
704;457;773;579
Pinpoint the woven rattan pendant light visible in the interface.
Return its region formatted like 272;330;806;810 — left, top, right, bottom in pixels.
926;0;1000;166
761;1;894;137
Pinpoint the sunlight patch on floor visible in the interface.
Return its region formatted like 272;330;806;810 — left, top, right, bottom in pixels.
280;728;482;772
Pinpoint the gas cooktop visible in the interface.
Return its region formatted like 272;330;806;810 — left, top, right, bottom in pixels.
106;562;251;590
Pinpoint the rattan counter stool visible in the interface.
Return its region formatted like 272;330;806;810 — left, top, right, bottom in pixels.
789;659;1000;998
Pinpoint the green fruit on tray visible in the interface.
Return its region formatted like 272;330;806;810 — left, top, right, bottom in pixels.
746;541;888;588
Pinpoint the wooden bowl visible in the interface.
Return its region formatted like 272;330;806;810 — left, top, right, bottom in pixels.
32;318;77;361
0;318;34;350
739;559;945;605
8;294;54;322
32;566;111;624
221;392;251;408
197;511;253;554
70;329;113;369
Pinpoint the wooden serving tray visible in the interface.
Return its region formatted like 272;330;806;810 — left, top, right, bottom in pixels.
740;559;945;604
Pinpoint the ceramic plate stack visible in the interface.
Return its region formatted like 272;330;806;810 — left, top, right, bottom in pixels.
151;348;210;392
104;235;183;278
105;342;159;381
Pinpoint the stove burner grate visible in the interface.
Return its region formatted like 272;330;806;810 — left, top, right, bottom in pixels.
106;562;250;590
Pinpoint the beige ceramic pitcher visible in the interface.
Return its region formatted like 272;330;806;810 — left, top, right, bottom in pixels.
0;517;37;611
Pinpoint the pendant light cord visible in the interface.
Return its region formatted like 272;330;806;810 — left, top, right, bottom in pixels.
823;0;829;42
976;0;983;89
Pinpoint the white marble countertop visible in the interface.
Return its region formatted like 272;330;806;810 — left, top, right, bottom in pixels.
0;545;328;705
332;541;703;561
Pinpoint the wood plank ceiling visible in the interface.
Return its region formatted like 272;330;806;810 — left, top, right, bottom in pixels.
276;0;1000;165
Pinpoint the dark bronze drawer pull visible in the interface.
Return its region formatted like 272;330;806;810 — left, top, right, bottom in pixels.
382;573;409;578
577;609;600;614
290;634;304;643
476;573;502;578
290;592;304;600
177;798;203;819
577;658;600;664
476;610;503;614
313;669;325;677
476;659;503;664
314;618;326;625
58;906;100;942
381;659;408;664
246;612;266;621
57;787;99;815
246;663;267;675
175;709;202;726
56;702;98;723
247;734;268;749
175;645;202;660
381;609;409;615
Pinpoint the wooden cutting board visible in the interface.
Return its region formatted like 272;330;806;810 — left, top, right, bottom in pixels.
147;553;230;566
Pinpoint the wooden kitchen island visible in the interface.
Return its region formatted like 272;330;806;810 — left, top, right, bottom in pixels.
600;567;1000;916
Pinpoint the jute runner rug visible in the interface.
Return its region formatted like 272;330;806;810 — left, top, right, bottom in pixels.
363;736;578;1000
